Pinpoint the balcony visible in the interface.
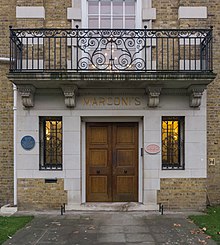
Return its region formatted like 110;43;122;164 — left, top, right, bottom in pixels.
8;26;215;90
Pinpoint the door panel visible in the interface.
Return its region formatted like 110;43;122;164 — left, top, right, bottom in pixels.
86;123;112;202
86;122;138;202
116;149;134;166
113;123;138;202
90;149;108;167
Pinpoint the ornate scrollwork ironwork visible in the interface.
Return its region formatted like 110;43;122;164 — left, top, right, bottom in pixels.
9;27;213;72
77;29;148;71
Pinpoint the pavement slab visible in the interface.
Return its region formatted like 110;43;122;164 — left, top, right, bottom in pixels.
2;211;217;245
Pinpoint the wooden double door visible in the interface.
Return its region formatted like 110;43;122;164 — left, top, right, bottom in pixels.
86;122;138;202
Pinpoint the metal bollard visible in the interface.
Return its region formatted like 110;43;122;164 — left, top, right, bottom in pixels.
161;204;164;215
159;203;161;212
61;205;64;215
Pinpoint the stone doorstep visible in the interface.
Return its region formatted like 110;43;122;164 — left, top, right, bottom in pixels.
66;202;159;212
0;204;18;216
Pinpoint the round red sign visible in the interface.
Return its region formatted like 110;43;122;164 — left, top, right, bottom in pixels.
145;144;160;154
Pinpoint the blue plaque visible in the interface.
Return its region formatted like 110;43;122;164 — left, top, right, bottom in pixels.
21;136;35;150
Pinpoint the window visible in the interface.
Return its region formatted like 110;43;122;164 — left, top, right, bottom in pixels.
162;117;185;170
88;0;136;29
39;117;62;170
84;0;137;70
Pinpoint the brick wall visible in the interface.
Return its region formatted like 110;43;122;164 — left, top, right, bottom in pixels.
178;0;220;206
153;0;220;207
44;0;71;28
152;0;179;28
157;178;207;210
16;0;44;6
206;0;220;205
0;64;14;207
0;0;16;207
17;179;67;210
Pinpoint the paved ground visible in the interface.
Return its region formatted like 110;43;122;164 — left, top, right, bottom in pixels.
3;211;217;245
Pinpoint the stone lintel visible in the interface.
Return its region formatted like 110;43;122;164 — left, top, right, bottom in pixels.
142;8;157;20
16;6;45;19
67;7;81;20
17;85;36;108
61;85;78;108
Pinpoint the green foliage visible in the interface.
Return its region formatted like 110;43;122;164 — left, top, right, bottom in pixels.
0;216;33;244
189;206;220;244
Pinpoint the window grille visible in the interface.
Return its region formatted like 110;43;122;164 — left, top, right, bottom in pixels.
39;117;62;170
162;116;185;170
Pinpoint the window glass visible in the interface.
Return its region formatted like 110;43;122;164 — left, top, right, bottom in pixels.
88;1;99;14
113;1;123;15
125;17;135;29
113;17;123;29
162;116;184;170
39;117;62;170
88;0;135;29
89;17;99;28
125;1;135;15
100;17;111;28
100;1;111;15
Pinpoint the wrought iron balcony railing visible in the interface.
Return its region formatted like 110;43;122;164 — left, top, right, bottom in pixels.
9;26;213;73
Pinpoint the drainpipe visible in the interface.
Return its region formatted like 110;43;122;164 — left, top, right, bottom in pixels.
13;84;17;206
0;57;10;62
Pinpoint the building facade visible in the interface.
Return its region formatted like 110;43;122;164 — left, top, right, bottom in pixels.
1;0;220;210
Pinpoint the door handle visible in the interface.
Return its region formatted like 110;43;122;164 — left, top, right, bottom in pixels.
97;170;100;174
124;170;127;174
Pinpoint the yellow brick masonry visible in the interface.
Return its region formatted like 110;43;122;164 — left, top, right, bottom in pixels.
205;0;220;205
0;0;16;207
0;64;14;206
17;179;67;210
153;0;220;207
157;179;207;210
184;0;220;205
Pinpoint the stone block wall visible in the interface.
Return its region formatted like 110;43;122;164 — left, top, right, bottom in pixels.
17;179;67;210
157;178;207;210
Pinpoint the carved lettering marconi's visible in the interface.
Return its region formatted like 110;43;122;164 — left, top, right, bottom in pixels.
83;98;90;105
99;97;105;105
122;97;128;106
107;97;113;105
135;97;141;106
82;96;142;107
92;97;98;106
